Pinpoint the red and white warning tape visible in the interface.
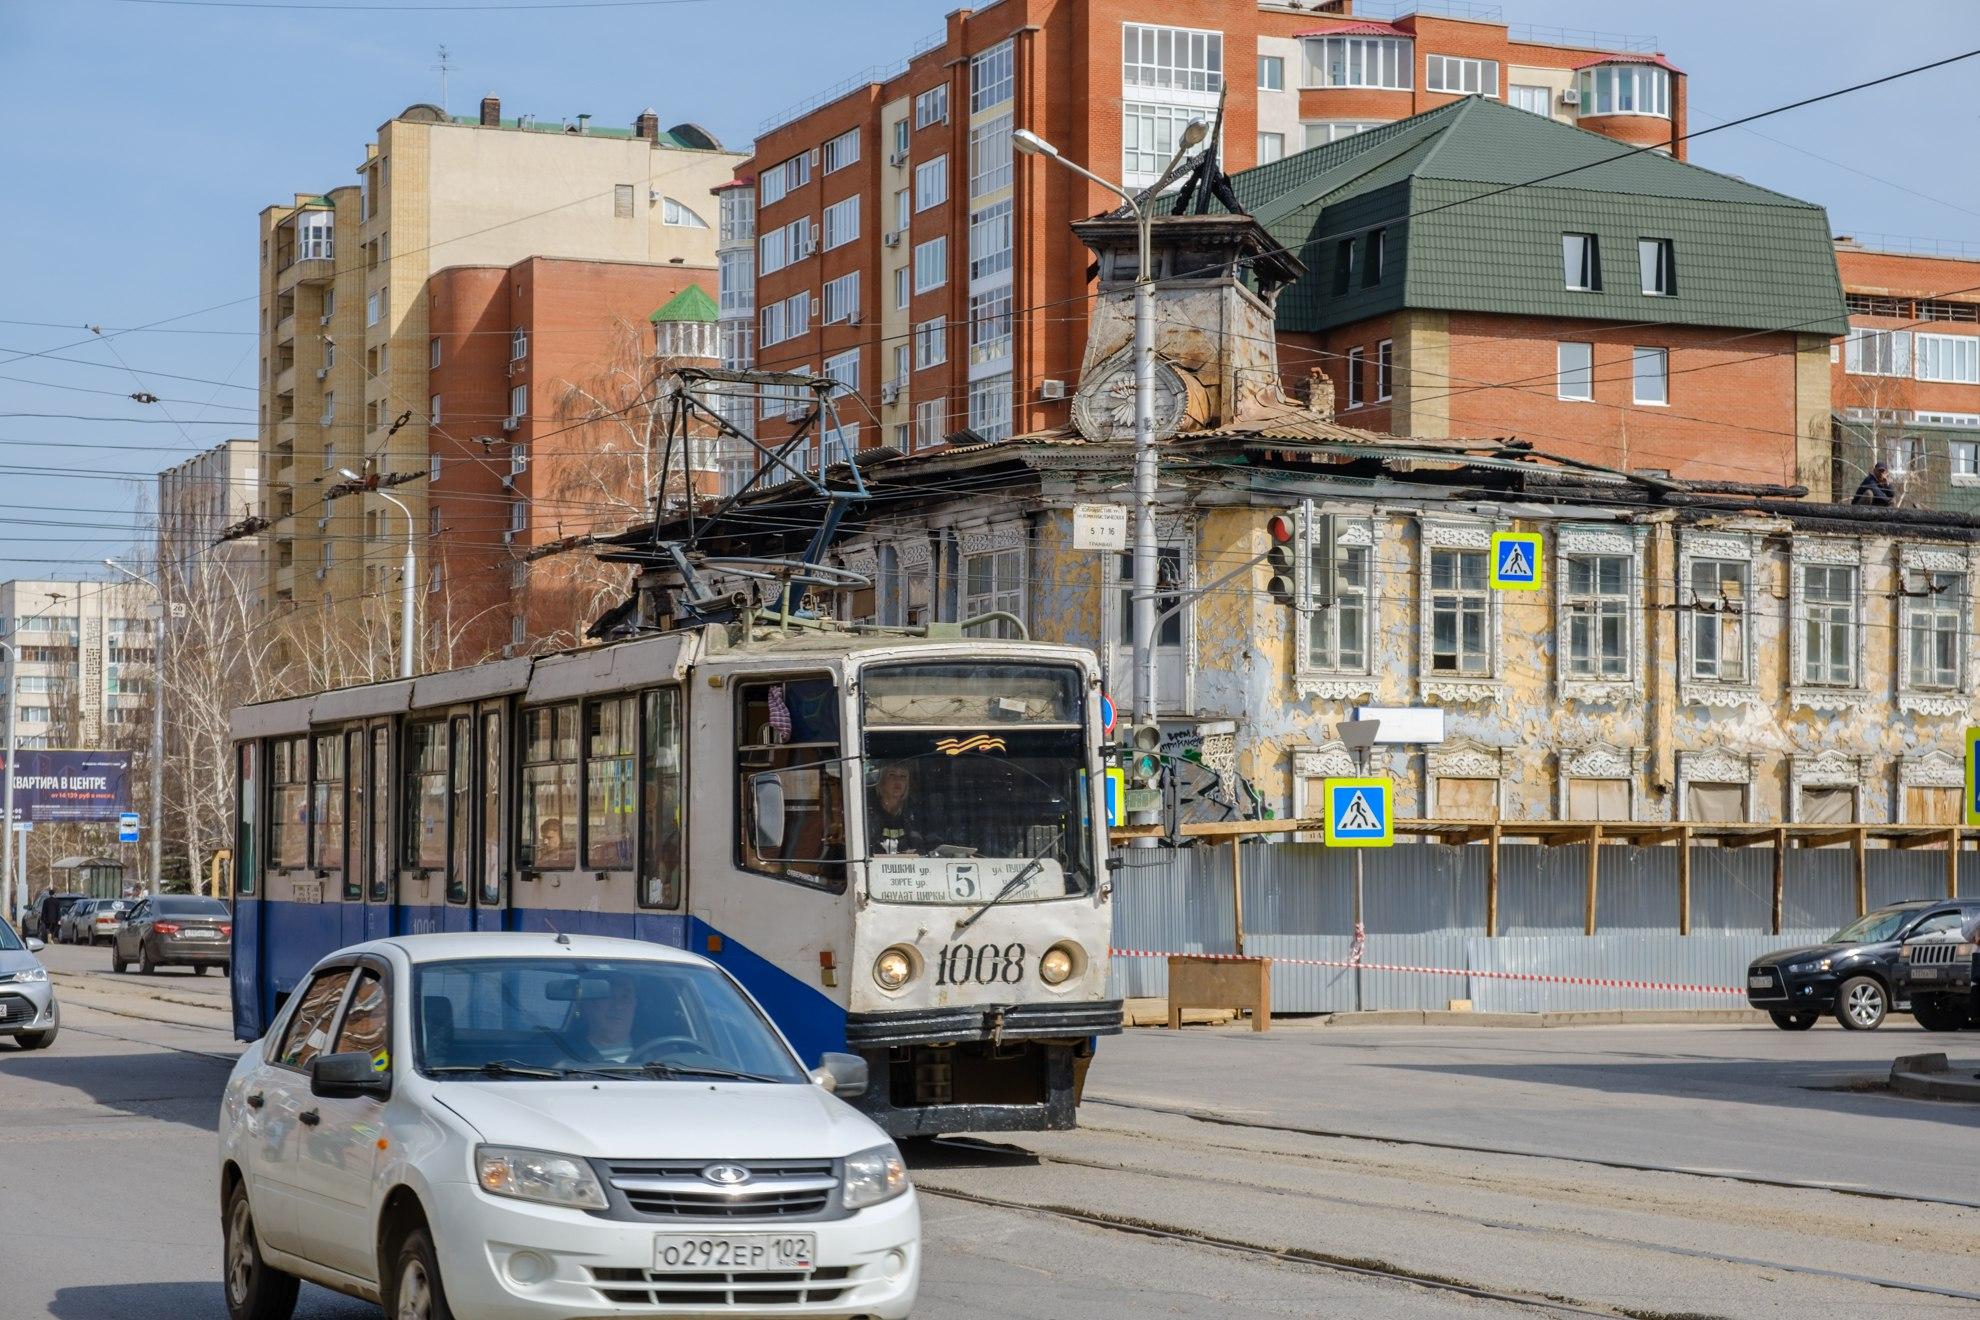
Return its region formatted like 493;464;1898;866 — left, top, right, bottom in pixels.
1106;947;1744;997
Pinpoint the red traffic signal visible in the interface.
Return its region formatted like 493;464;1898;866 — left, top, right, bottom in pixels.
1265;511;1298;606
1266;513;1297;545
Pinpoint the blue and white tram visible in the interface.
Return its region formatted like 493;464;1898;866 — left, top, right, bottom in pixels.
228;626;1122;1135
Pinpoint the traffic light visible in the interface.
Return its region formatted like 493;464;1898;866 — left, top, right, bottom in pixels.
1264;511;1298;607
1127;723;1163;787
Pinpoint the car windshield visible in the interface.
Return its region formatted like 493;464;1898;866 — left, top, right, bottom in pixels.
0;921;21;952
156;897;229;917
1827;909;1912;944
412;957;806;1082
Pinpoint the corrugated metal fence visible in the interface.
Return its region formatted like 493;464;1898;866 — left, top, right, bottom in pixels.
1110;841;1953;1013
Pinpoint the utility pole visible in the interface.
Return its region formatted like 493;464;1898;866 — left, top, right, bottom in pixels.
334;467;423;679
1;642;16;926
1337;718;1381;1013
106;560;167;896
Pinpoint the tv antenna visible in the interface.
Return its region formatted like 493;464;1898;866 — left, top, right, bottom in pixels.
432;45;454;113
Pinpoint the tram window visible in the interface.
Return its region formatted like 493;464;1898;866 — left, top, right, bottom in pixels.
585;696;637;871
269;736;308;870
369;726;392;902
235;743;258;897
520;704;579;871
639;687;684;909
312;733;346;874
447;714;472;904
344;729;364;900
479;710;502;905
404;721;448;871
735;678;845;891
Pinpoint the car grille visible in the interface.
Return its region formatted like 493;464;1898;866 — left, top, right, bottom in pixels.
603;1161;838;1220
0;994;35;1024
1746;966;1784;1000
1908;943;1965;966
590;1264;853;1308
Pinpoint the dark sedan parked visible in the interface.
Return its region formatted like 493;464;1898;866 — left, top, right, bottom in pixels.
1747;899;1980;1030
111;895;232;975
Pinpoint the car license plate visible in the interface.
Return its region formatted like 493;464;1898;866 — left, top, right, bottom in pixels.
183;929;220;940
1911;967;1939;980
1748;975;1773;988
652;1234;814;1272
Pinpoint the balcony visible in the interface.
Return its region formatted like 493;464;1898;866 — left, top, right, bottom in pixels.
275;311;297;346
275;362;297;396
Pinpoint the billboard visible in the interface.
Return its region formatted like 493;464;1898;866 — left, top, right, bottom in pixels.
0;750;134;823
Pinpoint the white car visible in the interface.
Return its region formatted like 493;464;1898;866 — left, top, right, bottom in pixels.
217;933;919;1320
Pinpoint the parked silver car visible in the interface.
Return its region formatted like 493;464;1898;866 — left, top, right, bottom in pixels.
0;919;58;1049
56;900;96;945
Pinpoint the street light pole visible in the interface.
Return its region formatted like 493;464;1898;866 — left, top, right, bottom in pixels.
106;560;167;897
1;642;16;927
339;469;416;679
1013;124;1205;735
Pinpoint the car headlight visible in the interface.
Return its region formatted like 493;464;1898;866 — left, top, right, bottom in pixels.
19;966;46;983
475;1146;608;1210
842;1143;909;1210
1039;945;1076;985
873;947;916;991
1787;959;1832;976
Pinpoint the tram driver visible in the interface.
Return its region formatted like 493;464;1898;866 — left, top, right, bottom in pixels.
868;763;926;855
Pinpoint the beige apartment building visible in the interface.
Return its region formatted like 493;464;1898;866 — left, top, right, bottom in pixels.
256;97;742;680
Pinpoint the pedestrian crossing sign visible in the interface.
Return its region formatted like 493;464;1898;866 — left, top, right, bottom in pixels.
1489;531;1543;590
1323;777;1393;848
1965;727;1980;827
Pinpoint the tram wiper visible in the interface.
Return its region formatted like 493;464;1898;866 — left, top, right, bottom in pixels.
428;1060;566;1080
953;830;1062;936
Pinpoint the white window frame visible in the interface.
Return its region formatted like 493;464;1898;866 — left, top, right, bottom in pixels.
1302;120;1383;148
1557;342;1594;400
969;114;1013;198
970;40;1014;113
1256;131;1285;164
509;384;527;421
1563;232;1600;291
1679;533;1757;708
914;156;948;212
914;83;949;129
1916;333;1980;384
1303;36;1413;90
1508;83;1551;115
967;374;1012;442
1554;526;1642;703
1789;540;1867;710
718;248;755;315
1123;101;1213;187
1376;339;1393;402
1918;411;1980;429
1556;745;1646;823
1787;752;1866;825
968;199;1014;284
959;525;1025;629
913;237;947;294
822;127;860;174
662;197;709;228
914;316;947;369
968;284;1012;371
1292;508;1373;698
822;194;860;251
1951;439;1980;485
914;398;944;447
1638;237;1675;296
429;394;442;425
1418;519;1503;703
1424;54;1497;97
509;327;529;361
893;266;911;311
1576;63;1671;118
758;153;810;207
1122;23;1224;95
1844;327;1911;377
823;348;860;399
822;271;861;325
1896;544;1974;714
1258;54;1285;91
1632;346;1669;406
1345;345;1365;408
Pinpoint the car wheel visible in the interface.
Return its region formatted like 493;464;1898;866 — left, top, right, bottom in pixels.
195;965;209;976
1835;976;1888;1030
1911;996;1967;1032
111;947;127;975
140;942;157;975
387;1224;454;1320
224;1182;299;1320
1769;1011;1818;1031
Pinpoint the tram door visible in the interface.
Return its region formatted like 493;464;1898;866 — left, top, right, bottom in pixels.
472;702;508;932
427;706;507;935
362;721;393;942
230;740;268;1040
337;725;369;949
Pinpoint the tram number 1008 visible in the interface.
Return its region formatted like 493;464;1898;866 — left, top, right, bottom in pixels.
934;942;1028;986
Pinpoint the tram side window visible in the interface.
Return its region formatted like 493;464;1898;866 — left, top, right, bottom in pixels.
639;687;685;909
479;711;502;905
520;704;579;871
312;733;345;875
368;727;391;901
404;721;448;871
735;678;845;892
235;743;258;897
344;729;365;901
585;696;636;871
269;736;308;870
447;714;472;903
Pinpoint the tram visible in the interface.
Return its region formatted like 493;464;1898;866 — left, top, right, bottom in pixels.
227;623;1122;1136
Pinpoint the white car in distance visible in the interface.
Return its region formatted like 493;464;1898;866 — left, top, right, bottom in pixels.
217;933;919;1320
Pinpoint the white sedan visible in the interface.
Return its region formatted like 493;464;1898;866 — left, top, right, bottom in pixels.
217;933;919;1320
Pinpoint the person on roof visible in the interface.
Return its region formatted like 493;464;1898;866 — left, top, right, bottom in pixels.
1852;461;1896;507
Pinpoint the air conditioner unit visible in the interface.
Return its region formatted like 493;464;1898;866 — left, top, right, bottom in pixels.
315;367;328;381
505;361;519;379
1039;378;1069;400
502;529;516;545
846;310;861;326
882;382;902;405
809;221;821;248
502;416;519;432
888;150;909;167
883;230;902;248
500;471;516;490
1560;87;1581;107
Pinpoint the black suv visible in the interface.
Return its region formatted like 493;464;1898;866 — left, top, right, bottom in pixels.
1746;899;1980;1031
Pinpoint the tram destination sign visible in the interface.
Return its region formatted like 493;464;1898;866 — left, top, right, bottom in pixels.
869;855;1064;904
0;749;134;823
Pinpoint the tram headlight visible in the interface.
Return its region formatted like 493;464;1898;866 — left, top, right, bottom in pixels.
1039;944;1079;986
873;946;916;991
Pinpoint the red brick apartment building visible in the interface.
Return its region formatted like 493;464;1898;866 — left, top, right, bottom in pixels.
718;0;1685;470
1831;240;1980;430
424;256;711;662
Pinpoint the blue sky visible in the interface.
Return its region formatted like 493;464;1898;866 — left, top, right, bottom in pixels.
1;0;1977;582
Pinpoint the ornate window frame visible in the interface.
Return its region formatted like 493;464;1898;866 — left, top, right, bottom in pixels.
1423;737;1505;820
1293;507;1376;700
1100;513;1197;714
1674;749;1756;823
1786;750;1869;823
1290;740;1382;835
956;520;1029;630
1894;542;1975;717
1553;523;1646;705
1896;748;1964;822
1556;743;1647;821
1677;530;1759;709
1417;517;1505;704
1788;537;1868;712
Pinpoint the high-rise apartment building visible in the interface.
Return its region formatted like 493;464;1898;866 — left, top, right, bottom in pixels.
0;579;155;749
722;0;1682;470
256;97;741;678
157;438;260;581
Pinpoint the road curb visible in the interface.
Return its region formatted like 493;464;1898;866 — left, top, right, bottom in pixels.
1889;1052;1980;1102
1315;1008;1769;1028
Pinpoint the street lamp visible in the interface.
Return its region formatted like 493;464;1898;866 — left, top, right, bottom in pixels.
1014;121;1206;737
106;560;168;898
341;468;416;679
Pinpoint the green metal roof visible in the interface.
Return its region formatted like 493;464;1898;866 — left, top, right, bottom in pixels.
648;285;719;324
1229;97;1849;338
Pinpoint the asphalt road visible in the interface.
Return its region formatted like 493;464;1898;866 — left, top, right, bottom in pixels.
4;940;1977;1319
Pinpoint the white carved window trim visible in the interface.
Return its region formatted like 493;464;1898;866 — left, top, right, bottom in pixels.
836;543;880;624
1674;750;1756;824
1102;514;1197;715
1786;751;1868;824
1417;518;1505;704
1896;748;1964;823
1424;738;1505;820
1894;542;1975;716
1293;505;1375;700
1677;530;1758;710
1291;740;1368;839
957;521;1027;632
1555;744;1646;822
1553;524;1644;705
1788;538;1868;712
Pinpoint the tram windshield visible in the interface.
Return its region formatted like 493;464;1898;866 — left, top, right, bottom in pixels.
859;661;1094;904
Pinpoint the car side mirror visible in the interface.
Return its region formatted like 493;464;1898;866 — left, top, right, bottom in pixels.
809;1051;868;1099
310;1050;391;1101
24;938;44;953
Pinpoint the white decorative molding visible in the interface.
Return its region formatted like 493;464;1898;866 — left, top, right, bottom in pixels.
1899;544;1967;574
895;536;931;569
1789;685;1870;713
1893;541;1976;716
1791;537;1861;567
1419;678;1505;704
1787;537;1866;710
1558;526;1633;556
1425;738;1506;819
1898;692;1970;718
1677;530;1757;709
1294;677;1376;701
1555;523;1646;706
1292;741;1360;781
1556;743;1647;820
1335;520;1373;549
1787;751;1869;823
1558;679;1644;706
1898;748;1963;789
1417;516;1502;700
959;523;1024;556
1679;680;1759;710
1683;532;1750;560
1421;520;1492;551
1679;749;1754;785
839;547;877;578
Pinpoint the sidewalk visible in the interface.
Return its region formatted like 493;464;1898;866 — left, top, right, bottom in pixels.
1124;997;1767;1029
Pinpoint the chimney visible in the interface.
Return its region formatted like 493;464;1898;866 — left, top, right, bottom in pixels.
1307;369;1336;420
479;95;501;127
634;109;659;141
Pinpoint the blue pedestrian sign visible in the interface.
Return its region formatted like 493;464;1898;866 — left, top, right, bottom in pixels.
118;811;140;844
1966;728;1980;827
1489;530;1544;590
1322;777;1393;848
